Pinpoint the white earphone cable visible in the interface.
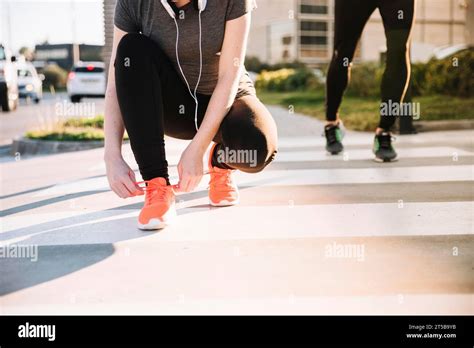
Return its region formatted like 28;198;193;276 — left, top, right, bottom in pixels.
173;10;203;132
194;11;203;131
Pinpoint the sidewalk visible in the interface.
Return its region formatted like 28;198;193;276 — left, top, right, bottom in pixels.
1;106;473;314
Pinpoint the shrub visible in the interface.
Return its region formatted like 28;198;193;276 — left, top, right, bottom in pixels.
63;115;104;129
345;62;383;98
410;63;428;96
245;56;270;73
245;56;310;73
25;115;128;142
255;68;322;92
423;48;474;98
26;128;105;141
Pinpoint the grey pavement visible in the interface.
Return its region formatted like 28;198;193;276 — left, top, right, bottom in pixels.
0;93;105;146
0;105;473;314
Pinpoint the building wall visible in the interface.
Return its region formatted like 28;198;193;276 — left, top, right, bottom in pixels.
102;0;116;75
362;0;468;62
101;0;471;68
466;0;474;45
247;0;297;64
248;0;470;67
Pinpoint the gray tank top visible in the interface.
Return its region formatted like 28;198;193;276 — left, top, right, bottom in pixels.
114;0;257;97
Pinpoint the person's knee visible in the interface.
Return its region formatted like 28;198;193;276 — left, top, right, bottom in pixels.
116;33;147;56
245;131;277;173
222;110;277;173
386;34;410;63
331;43;357;68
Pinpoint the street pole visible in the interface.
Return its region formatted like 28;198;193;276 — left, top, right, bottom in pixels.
6;0;13;49
70;0;80;64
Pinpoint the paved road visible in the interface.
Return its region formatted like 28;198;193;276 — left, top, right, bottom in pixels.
0;93;105;146
0;106;473;314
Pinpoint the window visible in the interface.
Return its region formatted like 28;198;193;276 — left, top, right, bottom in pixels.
300;21;327;32
300;48;328;58
300;0;328;15
301;36;327;45
0;47;5;61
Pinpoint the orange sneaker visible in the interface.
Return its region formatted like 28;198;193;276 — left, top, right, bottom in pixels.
208;144;239;206
136;177;176;230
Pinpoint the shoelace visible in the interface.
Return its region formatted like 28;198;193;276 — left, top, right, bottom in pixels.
135;181;169;204
325;126;339;144
378;133;396;149
209;169;234;191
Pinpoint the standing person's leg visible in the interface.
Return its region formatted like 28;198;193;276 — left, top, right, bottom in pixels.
325;0;377;154
377;0;415;131
114;33;202;229
372;0;415;162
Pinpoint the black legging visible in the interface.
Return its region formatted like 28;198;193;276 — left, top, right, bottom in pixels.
326;0;415;131
115;33;278;183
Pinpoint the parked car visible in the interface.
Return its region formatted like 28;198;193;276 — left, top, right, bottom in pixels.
17;61;44;103
67;61;106;103
0;44;19;112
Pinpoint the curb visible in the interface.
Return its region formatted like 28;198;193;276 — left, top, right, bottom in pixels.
414;120;474;132
11;137;105;156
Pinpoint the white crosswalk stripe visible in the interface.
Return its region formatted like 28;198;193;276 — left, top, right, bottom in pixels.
1;125;473;314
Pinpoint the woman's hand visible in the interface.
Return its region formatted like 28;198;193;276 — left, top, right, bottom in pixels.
105;156;142;198
176;142;206;193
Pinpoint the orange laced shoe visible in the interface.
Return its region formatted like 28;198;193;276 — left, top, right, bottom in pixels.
208;144;239;206
136;177;176;230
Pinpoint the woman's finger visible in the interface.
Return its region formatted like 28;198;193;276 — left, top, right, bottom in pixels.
120;183;133;198
176;174;188;192
123;174;141;196
111;183;127;198
188;176;200;192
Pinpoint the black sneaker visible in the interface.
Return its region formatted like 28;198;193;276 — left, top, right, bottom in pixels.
373;132;398;162
324;123;344;155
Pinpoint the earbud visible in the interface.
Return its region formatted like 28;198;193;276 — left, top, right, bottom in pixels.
197;0;207;11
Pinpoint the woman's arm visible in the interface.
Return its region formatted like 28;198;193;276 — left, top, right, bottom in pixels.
104;26;141;198
104;26;127;161
176;13;251;192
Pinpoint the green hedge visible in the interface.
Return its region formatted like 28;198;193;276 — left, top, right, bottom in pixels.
63;115;104;129
255;68;322;92
347;48;474;98
254;48;473;99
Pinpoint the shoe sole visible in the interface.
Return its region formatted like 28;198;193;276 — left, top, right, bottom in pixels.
209;199;240;207
373;156;398;163
137;204;177;230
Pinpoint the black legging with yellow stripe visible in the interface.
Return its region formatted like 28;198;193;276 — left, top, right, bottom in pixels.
326;0;415;131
